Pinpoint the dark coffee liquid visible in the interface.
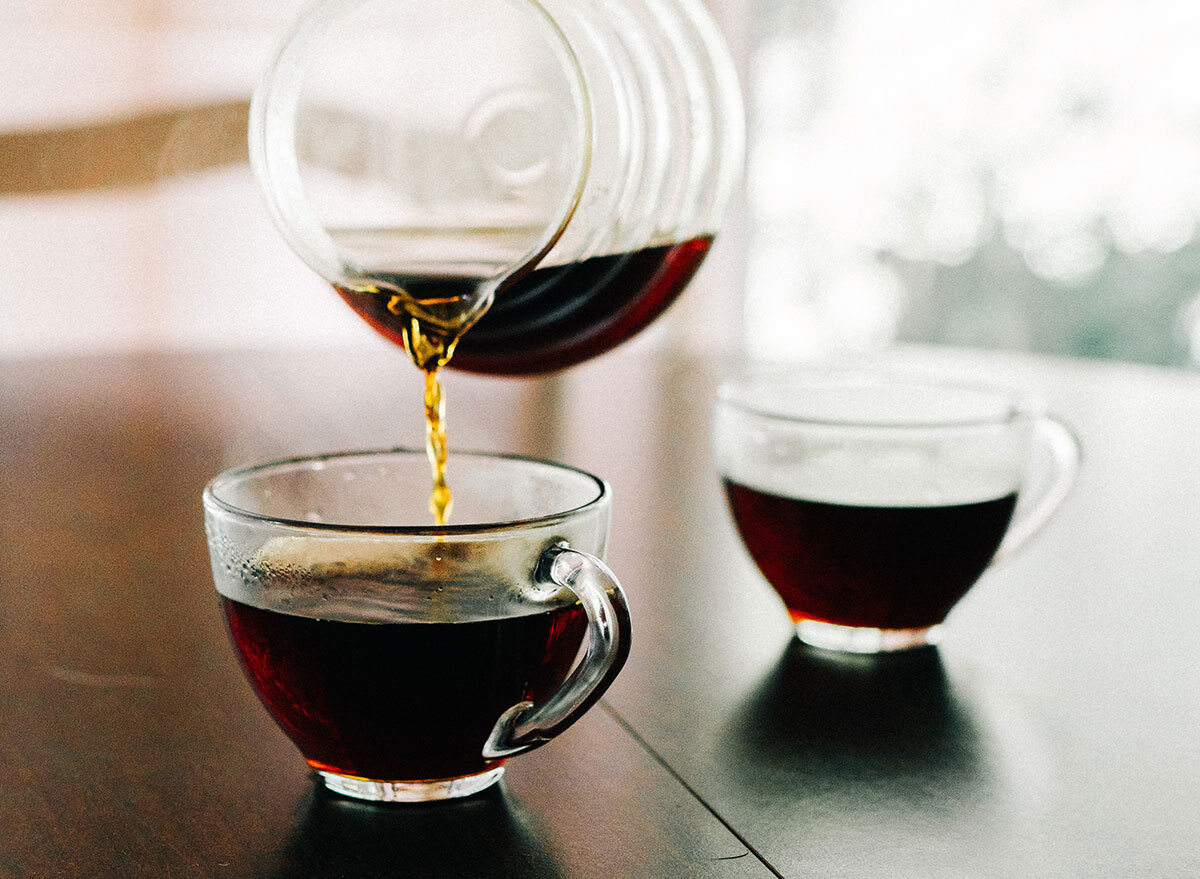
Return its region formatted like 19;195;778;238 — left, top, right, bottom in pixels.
723;481;1018;630
336;236;713;375
221;597;587;781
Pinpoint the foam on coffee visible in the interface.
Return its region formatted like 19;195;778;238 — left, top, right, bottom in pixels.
718;439;1024;508
714;373;1029;507
210;535;582;624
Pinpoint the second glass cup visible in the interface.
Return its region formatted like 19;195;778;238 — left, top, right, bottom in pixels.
713;368;1080;653
203;449;631;802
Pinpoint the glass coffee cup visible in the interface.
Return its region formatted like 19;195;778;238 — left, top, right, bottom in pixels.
203;449;630;802
713;368;1080;653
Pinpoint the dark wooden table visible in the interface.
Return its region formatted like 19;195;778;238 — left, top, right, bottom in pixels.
2;344;1198;877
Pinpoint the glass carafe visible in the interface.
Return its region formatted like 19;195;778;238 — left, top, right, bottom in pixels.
250;0;743;374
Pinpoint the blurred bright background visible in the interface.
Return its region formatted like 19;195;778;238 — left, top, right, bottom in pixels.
744;0;1200;366
0;0;351;356
4;0;1200;367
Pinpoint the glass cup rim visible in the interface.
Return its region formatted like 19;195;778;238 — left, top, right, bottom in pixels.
715;366;1033;431
202;447;608;537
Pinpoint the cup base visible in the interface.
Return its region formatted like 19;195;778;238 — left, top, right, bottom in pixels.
318;766;506;803
796;619;943;653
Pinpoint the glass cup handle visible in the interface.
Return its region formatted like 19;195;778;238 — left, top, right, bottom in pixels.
995;414;1081;562
483;542;632;759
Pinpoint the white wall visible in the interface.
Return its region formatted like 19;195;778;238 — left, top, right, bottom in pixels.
0;1;383;358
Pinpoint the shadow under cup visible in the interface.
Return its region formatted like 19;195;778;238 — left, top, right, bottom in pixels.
202;449;631;802
713;370;1079;653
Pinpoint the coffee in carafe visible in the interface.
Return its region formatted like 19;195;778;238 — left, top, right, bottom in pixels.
337;235;715;375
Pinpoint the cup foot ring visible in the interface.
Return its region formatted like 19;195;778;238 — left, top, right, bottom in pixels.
318;766;505;802
796;619;942;653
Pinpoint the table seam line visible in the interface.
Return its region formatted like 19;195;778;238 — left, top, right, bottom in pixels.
599;700;786;879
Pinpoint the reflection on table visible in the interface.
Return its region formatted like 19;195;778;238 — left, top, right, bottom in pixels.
1;345;1199;876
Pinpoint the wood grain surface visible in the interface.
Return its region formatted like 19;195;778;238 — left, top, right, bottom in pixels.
0;350;770;879
3;346;1199;877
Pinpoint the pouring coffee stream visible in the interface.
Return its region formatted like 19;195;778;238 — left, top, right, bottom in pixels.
339;231;716;523
203;0;735;804
378;290;468;526
250;0;744;524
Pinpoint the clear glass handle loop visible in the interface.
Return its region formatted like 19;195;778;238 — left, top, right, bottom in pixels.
483;542;632;759
995;414;1081;562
